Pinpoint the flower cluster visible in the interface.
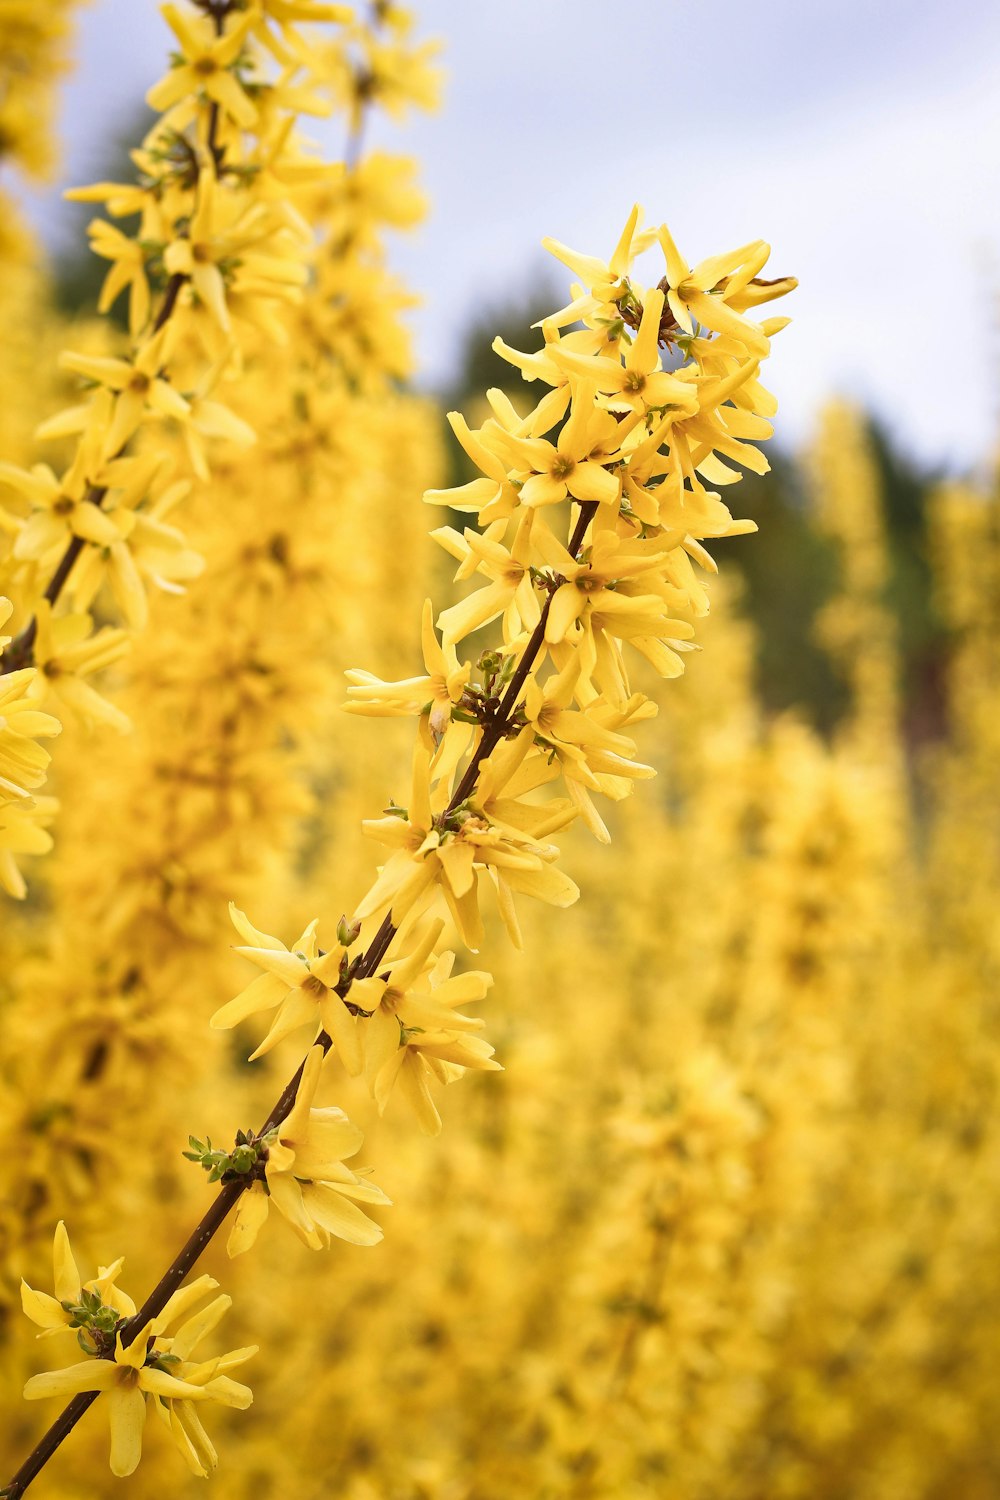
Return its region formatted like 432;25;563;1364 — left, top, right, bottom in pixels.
5;2;441;1485
227;1045;391;1254
0;0;353;897
20;1222;254;1478
214;210;794;1143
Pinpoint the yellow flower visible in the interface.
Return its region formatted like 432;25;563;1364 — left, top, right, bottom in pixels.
351;920;498;1135
22;1262;253;1479
146;4;258;129
548;288;699;418
163;168;310;336
87;218;151;335
538;522;688;649
59;324;190;457
0;668;61;798
357;736;579;949
424;408;524;522
484;381;622;510
211;903;360;1068
656;224;778;356
541;203;655;310
66;456;204;630
0;444;120;565
150;1289;256;1477
522;655;655;841
345;598;470;736
227;1046;389;1256
0;795;57;899
434;509;541;647
23;1324;212;1478
178;361;257;482
20;1220;135;1340
28;602;131;733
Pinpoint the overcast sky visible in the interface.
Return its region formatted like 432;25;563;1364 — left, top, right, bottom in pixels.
14;0;1000;473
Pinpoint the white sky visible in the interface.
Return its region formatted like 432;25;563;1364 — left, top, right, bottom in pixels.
13;0;1000;473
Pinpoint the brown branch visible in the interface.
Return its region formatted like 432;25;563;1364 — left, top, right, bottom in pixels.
449;499;598;810
357;498;598;979
1;1393;101;1500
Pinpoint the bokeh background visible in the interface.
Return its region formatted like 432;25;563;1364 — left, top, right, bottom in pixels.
2;3;1000;1498
20;0;1000;467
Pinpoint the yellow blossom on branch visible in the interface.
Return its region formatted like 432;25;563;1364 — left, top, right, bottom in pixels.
227;1045;390;1255
20;1223;253;1478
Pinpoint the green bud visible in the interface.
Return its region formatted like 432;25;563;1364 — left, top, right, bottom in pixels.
337;914;362;947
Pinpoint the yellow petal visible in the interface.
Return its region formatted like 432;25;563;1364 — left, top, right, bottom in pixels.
226;1188;269;1259
52;1220;81;1304
24;1361;117;1400
108;1382;146;1478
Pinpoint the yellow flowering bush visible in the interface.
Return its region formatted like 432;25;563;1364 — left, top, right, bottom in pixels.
3;4;1000;1500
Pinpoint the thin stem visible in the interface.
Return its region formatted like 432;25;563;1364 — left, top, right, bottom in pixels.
119;1179;246;1339
2;1393;100;1500
153;269;186;333
448;500;597;810
360;500;598;971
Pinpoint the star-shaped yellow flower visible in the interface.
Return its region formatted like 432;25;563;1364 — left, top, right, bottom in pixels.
211;903;360;1069
147;5;258;129
228;1046;390;1255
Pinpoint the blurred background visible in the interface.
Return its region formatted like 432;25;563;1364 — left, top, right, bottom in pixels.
16;0;1000;464
3;4;1000;1499
13;0;1000;739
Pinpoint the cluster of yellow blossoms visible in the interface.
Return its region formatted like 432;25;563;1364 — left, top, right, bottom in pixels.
6;178;794;1491
0;0;89;897
1;0;816;1490
215;206;795;1110
0;0;352;897
1;0;429;1488
20;1222;254;1477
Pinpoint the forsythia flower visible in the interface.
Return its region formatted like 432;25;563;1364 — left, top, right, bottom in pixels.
20;1220;135;1340
351;919;500;1135
0;792;57;899
355;738;579;949
345;597;471;737
228;1046;390;1254
0;445;119;564
146;4;258;128
59;324;190;458
0;669;61;796
212;902;361;1067
28;602;131;732
20;1224;253;1478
